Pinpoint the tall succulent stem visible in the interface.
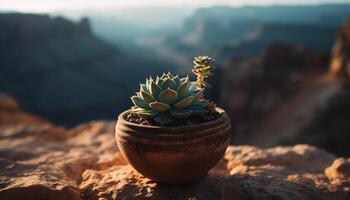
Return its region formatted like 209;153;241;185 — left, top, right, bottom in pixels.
192;56;215;90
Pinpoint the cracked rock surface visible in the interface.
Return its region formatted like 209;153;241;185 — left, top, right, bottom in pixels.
0;93;349;200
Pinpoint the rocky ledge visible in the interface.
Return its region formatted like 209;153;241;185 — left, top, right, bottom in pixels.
0;93;349;200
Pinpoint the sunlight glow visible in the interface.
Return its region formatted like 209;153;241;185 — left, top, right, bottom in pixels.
1;0;349;12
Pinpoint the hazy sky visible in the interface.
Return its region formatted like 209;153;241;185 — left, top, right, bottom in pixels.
1;0;350;12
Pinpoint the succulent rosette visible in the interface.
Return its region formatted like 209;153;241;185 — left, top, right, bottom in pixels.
130;72;207;124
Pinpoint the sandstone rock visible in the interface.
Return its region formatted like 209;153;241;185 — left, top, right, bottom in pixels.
325;158;350;191
326;158;350;180
0;93;19;111
0;93;47;125
1;123;350;199
80;145;349;200
80;164;249;200
0;105;121;199
0;158;81;200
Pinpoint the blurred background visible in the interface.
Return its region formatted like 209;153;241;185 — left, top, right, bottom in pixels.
1;0;350;156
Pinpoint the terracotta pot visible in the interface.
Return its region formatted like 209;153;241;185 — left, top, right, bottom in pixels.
115;107;231;184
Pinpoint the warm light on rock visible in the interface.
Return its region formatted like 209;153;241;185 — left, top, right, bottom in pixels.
0;96;349;199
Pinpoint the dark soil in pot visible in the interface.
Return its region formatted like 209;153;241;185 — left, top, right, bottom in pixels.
124;106;221;127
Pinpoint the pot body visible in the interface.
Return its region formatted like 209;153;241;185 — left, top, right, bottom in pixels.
115;107;231;184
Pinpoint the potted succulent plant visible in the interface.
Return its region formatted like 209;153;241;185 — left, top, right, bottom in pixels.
115;56;231;184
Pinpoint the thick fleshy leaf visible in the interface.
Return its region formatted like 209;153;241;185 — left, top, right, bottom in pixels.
174;75;181;86
174;78;179;86
132;107;147;112
191;99;207;107
174;96;194;109
140;84;148;93
149;102;170;112
170;109;192;119
154;112;174;124
140;90;155;102
192;89;203;102
155;76;160;84
131;95;150;109
150;80;162;99
177;81;189;100
159;88;178;104
136;110;157;119
188;105;206;114
189;82;197;93
146;78;151;91
160;73;167;79
161;78;176;90
180;76;189;84
147;77;153;90
166;72;175;79
157;78;164;86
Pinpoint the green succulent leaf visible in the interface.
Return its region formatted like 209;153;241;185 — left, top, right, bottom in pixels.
140;84;148;93
174;95;195;109
150;80;162;99
174;76;181;86
167;72;175;79
170;109;192;119
191;99;207;107
146;78;151;91
131;95;150;109
192;89;203;102
149;102;170;112
161;78;176;90
177;81;189;100
188;105;206;114
154;112;174;124
129;69;211;123
132;107;146;112
180;76;189;84
140;90;155;103
159;88;178;105
189;82;197;93
160;73;167;79
136;110;157;119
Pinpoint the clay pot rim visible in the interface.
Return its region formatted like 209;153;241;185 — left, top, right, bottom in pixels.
116;106;230;146
117;107;228;132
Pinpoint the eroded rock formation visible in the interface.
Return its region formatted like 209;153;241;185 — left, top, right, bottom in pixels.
295;19;350;155
330;18;350;81
0;93;349;200
220;43;335;146
218;18;350;157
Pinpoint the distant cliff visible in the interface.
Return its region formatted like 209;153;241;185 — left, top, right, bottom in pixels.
156;5;349;67
218;19;350;156
0;14;92;45
0;13;172;126
219;43;332;144
295;18;350;156
215;23;337;60
330;18;350;80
